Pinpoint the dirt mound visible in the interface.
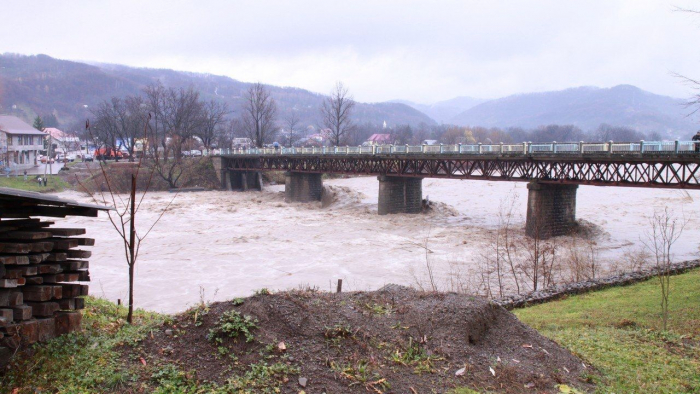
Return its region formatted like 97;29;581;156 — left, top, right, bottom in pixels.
138;287;594;393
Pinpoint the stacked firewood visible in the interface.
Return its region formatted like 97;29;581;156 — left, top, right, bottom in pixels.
0;218;91;350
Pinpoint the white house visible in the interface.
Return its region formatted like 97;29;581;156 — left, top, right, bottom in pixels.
0;115;45;172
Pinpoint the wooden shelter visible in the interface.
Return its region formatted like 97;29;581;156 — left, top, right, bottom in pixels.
0;187;110;365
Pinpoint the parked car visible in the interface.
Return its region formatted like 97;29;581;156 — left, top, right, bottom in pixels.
83;153;94;162
66;154;76;162
39;155;55;164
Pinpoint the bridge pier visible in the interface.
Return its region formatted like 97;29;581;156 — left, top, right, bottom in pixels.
526;182;578;238
377;175;422;215
228;170;263;191
285;172;323;202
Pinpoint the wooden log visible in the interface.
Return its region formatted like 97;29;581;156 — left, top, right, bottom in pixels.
44;228;86;237
77;271;90;282
60;260;89;271
25;277;43;285
80;285;89;296
8;292;22;307
0;262;4;278
58;299;74;310
1;333;20;349
60;284;81;298
0;309;12;322
16;278;25;286
18;266;38;276
28;253;50;264
45;238;78;249
55;311;81;335
65;250;91;259
25;302;59;317
0;243;31;253
0;280;17;289
59;273;80;283
29;242;54;253
4;269;23;279
17;320;40;343
0;317;9;328
39;274;64;284
12;305;32;321
36;264;62;274
21;286;53;302
36;318;56;342
45;253;67;262
0;291;10;307
0;231;52;240
51;286;62;300
72;238;95;246
74;297;85;310
0;255;29;265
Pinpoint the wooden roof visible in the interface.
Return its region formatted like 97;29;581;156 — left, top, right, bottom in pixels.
0;188;112;218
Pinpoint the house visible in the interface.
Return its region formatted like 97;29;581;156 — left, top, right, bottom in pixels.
233;138;253;149
0;115;46;172
44;127;81;153
422;139;439;145
366;133;393;145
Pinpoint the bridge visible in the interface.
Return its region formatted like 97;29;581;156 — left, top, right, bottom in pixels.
213;140;700;238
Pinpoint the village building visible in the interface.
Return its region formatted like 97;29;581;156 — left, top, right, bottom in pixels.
365;133;393;145
43;128;81;154
0;115;46;173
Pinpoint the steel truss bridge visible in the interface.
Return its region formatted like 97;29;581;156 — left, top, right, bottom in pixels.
218;141;700;189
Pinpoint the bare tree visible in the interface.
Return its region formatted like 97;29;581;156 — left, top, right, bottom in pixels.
284;110;301;147
81;117;175;323
643;207;685;331
321;82;355;146
241;83;277;147
198;100;230;150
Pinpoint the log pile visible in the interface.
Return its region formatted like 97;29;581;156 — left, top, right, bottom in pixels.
0;219;91;350
0;187;109;365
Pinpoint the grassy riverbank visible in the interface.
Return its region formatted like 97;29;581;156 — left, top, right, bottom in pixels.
1;269;698;393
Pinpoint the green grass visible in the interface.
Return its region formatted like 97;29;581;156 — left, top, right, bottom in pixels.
0;175;70;192
514;269;700;393
1;297;166;393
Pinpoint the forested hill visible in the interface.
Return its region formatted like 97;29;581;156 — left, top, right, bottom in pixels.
0;53;435;129
450;85;698;139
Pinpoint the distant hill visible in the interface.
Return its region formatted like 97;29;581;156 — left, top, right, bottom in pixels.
391;96;486;124
0;54;436;130
449;85;699;139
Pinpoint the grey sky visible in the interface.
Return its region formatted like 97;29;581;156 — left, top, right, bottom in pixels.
2;0;699;103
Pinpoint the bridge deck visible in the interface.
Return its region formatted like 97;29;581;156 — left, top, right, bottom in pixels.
218;151;700;189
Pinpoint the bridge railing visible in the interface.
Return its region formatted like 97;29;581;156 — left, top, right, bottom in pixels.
215;140;699;156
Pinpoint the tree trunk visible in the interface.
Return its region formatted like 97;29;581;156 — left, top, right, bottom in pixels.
127;174;136;324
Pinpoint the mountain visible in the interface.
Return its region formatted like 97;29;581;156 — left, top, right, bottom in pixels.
450;85;698;138
391;96;486;123
0;53;436;130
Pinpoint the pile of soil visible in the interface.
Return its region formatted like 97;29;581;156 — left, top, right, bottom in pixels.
136;286;594;393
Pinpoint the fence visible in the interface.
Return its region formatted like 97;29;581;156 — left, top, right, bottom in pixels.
212;140;700;157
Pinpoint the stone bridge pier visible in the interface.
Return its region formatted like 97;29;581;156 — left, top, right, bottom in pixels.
212;157;263;191
285;172;323;202
377;175;423;215
525;181;578;238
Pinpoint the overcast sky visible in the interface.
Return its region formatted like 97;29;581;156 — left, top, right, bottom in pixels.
2;0;700;103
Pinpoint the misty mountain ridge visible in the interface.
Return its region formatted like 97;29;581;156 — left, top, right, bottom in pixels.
390;96;487;123
0;53;435;130
0;53;696;139
449;85;698;138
